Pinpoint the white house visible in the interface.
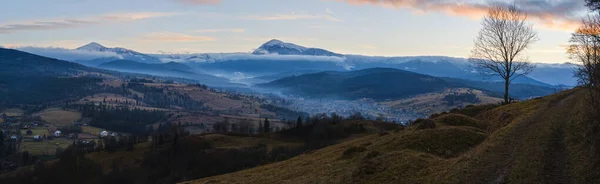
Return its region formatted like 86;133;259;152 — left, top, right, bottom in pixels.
100;131;109;137
10;135;17;140
54;130;62;137
33;135;40;140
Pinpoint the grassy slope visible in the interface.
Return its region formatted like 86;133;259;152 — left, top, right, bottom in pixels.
185;89;592;184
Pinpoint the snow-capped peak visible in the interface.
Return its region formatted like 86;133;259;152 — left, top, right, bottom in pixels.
252;39;342;57
76;42;107;51
259;39;306;51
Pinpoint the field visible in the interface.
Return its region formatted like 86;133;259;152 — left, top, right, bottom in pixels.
20;127;49;138
20;138;72;156
36;108;82;126
82;126;104;135
1;108;24;116
383;88;503;114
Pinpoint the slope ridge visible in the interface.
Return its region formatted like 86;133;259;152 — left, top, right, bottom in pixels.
183;89;587;184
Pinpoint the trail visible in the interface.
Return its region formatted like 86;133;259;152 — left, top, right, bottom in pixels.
488;90;578;184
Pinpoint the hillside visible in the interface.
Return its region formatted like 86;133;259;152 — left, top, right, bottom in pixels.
185;88;599;184
0;48;104;105
258;68;555;100
258;68;457;100
98;60;235;87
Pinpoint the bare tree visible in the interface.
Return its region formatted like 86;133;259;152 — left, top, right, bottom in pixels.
469;5;538;104
568;13;600;108
587;0;600;11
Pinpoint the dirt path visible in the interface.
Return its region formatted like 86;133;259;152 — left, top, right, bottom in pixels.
454;90;580;184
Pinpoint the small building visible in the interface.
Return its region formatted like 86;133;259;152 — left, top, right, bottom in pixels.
54;130;62;137
26;129;32;135
33;135;40;140
100;131;109;137
10;135;17;140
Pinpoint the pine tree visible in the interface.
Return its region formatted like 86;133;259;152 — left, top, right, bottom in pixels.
264;118;270;133
296;116;303;128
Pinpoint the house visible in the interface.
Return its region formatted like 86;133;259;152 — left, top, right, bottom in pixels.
54;130;62;137
100;131;109;137
26;129;32;135
33;135;40;141
10;135;17;140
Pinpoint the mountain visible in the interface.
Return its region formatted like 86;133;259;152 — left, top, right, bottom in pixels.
258;68;460;100
259;68;558;100
76;42;161;64
0;48;99;76
529;63;579;86
0;48;103;105
252;39;343;57
97;60;235;87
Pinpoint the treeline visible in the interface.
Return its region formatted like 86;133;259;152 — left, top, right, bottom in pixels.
78;104;167;133
260;104;309;120
0;74;101;106
443;92;480;106
126;82;209;110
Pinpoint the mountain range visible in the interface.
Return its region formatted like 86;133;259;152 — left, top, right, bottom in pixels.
258;68;556;100
12;39;580;87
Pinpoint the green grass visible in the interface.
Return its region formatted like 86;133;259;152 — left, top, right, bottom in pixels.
20;138;72;156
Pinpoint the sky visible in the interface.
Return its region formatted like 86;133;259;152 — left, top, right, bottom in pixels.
0;0;591;63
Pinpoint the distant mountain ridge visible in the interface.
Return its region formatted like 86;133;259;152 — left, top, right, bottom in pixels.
259;67;557;100
97;59;236;87
252;39;343;57
14;40;579;86
76;42;161;64
258;68;459;100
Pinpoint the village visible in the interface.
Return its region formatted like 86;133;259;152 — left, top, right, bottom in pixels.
0;109;123;173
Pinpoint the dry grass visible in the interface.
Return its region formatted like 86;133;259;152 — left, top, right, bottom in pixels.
382;88;502;114
2;108;24;116
36;108;82;126
82;126;104;136
183;89;588;184
20;138;72;156
201;134;302;149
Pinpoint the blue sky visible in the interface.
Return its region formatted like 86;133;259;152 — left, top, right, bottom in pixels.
0;0;588;63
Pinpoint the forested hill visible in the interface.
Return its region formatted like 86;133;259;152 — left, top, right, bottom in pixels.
0;48;102;105
258;67;558;100
258;68;464;100
0;48;95;75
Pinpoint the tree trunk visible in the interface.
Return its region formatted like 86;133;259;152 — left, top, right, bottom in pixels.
504;78;510;104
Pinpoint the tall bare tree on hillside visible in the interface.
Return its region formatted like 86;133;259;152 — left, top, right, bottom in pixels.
469;5;538;104
568;13;600;107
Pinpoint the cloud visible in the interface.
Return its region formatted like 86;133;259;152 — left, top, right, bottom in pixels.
339;0;587;31
14;46;121;61
196;28;245;33
140;32;216;42
0;12;177;34
240;13;342;21
174;0;220;5
326;8;335;15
